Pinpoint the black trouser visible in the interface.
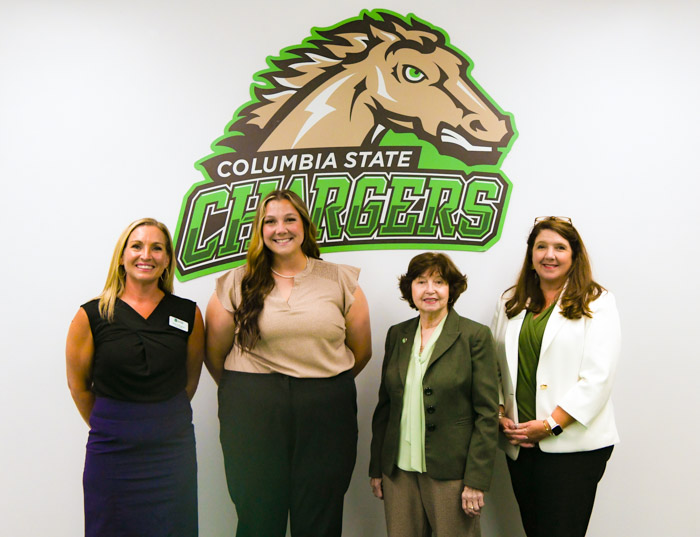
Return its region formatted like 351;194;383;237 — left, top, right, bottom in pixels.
218;370;358;537
506;445;613;537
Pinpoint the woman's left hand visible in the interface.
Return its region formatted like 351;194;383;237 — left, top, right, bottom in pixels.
512;419;550;445
461;486;484;517
501;419;536;448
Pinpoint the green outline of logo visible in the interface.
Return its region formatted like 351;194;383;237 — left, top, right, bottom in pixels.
174;9;518;281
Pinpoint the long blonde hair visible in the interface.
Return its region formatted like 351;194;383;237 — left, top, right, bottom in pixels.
98;218;175;321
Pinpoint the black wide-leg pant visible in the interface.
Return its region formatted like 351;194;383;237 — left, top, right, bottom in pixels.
506;445;613;537
218;369;358;537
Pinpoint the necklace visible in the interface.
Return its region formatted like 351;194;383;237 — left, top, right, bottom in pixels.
271;256;308;279
270;268;295;279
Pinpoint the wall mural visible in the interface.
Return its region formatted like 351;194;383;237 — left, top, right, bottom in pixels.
174;9;517;281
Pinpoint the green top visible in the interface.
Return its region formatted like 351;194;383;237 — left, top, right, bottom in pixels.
516;303;556;422
396;314;447;472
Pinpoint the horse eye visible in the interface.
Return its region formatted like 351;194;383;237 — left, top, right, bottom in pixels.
403;65;426;83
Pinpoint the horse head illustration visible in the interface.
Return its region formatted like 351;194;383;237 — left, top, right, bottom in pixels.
217;11;515;166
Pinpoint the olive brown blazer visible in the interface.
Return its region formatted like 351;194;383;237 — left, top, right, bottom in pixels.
369;309;499;491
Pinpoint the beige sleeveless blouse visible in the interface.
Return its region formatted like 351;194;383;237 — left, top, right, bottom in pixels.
216;258;360;378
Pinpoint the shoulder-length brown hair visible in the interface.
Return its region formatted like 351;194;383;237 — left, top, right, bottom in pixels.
504;217;603;319
98;218;175;321
398;252;467;310
233;190;321;351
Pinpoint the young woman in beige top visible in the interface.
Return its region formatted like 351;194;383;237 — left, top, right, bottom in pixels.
205;189;371;537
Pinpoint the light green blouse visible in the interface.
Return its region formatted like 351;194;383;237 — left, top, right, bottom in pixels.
396;315;448;472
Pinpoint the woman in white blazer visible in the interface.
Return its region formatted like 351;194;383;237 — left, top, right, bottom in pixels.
491;217;621;537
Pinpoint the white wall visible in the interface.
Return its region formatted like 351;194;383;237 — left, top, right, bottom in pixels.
2;1;699;535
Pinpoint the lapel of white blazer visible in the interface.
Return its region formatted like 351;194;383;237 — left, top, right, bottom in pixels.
505;310;526;387
540;299;567;358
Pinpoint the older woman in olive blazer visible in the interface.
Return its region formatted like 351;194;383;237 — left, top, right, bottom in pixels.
369;253;499;537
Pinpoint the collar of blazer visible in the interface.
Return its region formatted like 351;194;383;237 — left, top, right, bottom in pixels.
504;295;568;384
396;308;461;387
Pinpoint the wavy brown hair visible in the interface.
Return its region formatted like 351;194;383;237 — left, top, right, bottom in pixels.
504;217;603;319
98;218;175;321
233;190;321;351
398;252;467;310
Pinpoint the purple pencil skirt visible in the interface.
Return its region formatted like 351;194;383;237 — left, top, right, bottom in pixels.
83;391;198;537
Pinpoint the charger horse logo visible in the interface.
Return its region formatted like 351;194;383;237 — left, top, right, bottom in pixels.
217;13;514;165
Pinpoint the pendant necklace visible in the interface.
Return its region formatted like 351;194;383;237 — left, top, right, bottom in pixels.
271;256;308;279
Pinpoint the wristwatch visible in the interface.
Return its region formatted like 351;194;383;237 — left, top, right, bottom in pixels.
546;416;563;436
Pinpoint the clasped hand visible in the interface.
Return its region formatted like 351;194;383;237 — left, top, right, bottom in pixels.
500;417;549;447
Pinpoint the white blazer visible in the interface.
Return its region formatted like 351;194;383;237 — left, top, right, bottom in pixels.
491;290;621;459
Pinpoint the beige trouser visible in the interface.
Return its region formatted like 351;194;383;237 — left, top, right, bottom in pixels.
382;470;480;537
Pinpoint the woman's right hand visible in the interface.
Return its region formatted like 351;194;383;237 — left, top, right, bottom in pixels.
66;307;96;425
370;477;383;499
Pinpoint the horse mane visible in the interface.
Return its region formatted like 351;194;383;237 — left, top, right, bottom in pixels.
217;12;446;151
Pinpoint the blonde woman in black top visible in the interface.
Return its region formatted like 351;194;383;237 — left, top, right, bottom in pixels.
66;218;205;537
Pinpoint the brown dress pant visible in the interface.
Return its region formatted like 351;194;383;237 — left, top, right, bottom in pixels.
382;469;480;537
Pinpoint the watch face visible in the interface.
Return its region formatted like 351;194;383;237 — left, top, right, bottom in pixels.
552;424;563;436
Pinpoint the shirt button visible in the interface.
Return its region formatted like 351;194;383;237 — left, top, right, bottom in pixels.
426;406;436;414
426;423;436;432
424;387;433;396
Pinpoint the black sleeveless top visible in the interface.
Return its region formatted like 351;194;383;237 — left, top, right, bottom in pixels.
82;294;196;402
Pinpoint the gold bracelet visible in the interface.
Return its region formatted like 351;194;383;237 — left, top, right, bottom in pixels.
542;419;553;436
